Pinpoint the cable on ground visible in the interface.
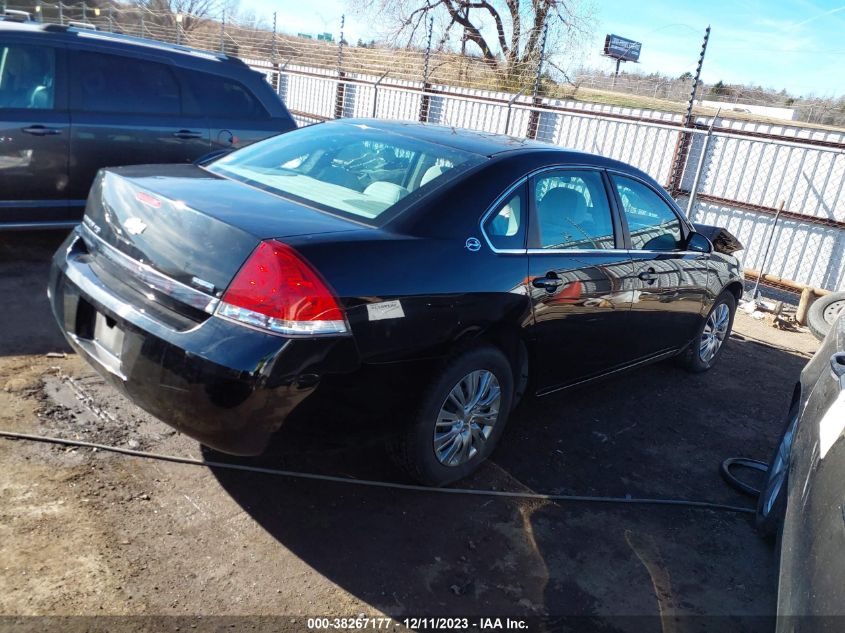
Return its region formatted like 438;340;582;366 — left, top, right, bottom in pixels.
0;429;755;515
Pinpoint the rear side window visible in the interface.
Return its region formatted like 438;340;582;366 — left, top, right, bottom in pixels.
72;52;180;115
612;175;683;251
181;70;267;119
484;185;526;250
533;170;616;250
0;44;56;109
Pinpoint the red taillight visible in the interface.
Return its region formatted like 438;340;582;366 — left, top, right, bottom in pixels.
216;240;348;336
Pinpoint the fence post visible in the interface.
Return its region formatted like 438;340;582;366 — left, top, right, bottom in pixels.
503;89;525;135
685;108;720;219
108;5;113;31
58;1;63;24
371;70;389;118
82;3;86;21
526;22;548;139
667;25;710;196
140;9;145;37
333;14;346;119
220;10;225;52
271;11;279;92
418;16;434;122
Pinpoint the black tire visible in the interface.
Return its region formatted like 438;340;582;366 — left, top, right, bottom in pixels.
679;291;737;373
756;401;799;541
807;291;845;342
388;345;514;487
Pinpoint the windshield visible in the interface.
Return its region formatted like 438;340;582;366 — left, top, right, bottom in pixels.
207;123;485;222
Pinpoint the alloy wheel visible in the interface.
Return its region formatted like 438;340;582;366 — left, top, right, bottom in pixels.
700;302;731;363
433;370;501;467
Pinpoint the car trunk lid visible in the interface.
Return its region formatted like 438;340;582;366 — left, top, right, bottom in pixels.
81;164;365;299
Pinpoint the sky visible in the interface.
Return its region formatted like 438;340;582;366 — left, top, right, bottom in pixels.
238;0;845;97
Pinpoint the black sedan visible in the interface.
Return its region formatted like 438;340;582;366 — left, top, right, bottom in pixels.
48;119;743;486
757;305;845;626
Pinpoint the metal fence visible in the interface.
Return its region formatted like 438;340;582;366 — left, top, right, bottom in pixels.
8;2;845;293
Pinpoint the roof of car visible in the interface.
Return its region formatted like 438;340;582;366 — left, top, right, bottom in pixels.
0;21;243;66
339;119;561;157
325;120;667;196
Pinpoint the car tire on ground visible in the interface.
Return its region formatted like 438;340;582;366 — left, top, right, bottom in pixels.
388;345;514;487
679;291;737;373
807;291;845;342
756;400;799;541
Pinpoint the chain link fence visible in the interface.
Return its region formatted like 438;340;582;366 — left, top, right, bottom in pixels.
7;2;845;294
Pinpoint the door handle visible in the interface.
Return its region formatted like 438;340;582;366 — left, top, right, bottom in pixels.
638;267;658;284
531;275;564;293
172;130;203;140
831;353;845;390
22;125;61;136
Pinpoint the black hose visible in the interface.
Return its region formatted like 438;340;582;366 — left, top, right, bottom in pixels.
0;430;756;515
720;457;768;497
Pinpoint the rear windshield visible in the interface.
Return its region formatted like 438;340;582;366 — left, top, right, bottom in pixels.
207;123;484;222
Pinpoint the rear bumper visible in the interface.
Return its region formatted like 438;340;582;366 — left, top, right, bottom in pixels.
48;230;359;455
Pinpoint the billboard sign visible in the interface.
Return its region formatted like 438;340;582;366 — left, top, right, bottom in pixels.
603;34;641;62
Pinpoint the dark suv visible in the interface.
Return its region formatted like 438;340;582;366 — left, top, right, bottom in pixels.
0;21;296;228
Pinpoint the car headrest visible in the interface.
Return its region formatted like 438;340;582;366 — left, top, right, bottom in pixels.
420;164;446;187
363;181;410;205
539;186;588;220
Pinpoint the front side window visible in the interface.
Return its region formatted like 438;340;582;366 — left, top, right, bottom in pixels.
207;123;484;222
72;52;180;115
612;175;683;251
0;44;55;109
181;70;267;119
483;185;525;250
533;170;615;250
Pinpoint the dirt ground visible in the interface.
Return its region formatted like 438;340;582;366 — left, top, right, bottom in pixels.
0;231;821;632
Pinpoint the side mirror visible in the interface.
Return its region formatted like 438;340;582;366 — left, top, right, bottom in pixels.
686;231;713;254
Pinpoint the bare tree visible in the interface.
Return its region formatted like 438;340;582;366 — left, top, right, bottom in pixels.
134;0;238;32
351;0;593;83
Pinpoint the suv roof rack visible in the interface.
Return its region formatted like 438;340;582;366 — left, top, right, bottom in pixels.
64;26;245;64
2;9;32;22
67;20;98;30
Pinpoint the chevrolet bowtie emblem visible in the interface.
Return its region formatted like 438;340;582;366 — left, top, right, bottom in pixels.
124;217;147;236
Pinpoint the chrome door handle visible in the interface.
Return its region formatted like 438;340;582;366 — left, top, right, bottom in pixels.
831;353;845;390
638;267;657;284
531;276;564;292
22;125;61;136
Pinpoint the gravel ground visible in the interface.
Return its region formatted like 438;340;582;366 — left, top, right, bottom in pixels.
0;231;820;631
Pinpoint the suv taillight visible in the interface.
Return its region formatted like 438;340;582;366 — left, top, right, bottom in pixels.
216;240;348;336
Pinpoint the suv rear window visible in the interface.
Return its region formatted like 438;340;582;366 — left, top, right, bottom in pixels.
71;51;180;115
181;70;267;119
0;44;55;109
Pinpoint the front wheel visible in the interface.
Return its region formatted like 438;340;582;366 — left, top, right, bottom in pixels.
680;291;737;373
388;345;514;486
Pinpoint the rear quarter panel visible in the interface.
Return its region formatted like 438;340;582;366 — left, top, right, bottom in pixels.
287;230;531;365
284;158;537;365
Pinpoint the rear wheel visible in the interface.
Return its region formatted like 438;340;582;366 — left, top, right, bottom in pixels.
680;291;736;373
389;345;513;486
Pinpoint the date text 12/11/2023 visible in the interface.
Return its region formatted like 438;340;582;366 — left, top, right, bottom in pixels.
306;617;529;630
